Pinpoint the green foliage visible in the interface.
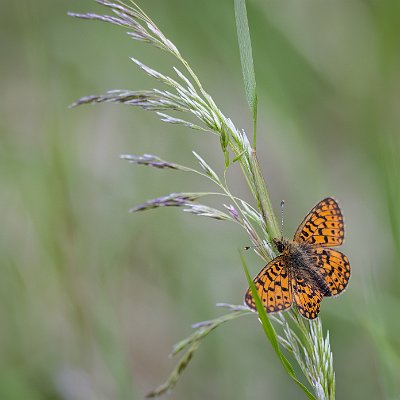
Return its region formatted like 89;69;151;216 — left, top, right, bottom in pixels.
234;0;258;146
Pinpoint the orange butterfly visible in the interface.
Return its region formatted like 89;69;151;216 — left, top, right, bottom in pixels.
245;197;350;319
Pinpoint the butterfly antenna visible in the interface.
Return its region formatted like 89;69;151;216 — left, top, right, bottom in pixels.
280;200;285;238
244;241;271;251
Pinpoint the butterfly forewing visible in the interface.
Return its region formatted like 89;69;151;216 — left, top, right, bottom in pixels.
245;256;293;313
292;277;323;319
311;247;351;296
294;197;344;247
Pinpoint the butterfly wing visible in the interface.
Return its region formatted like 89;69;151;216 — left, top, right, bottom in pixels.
245;256;293;313
311;247;351;297
294;197;344;247
292;276;323;319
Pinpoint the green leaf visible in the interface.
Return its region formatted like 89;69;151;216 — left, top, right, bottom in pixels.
234;0;258;147
240;252;317;400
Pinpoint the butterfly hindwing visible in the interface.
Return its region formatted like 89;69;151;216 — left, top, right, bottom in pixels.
311;247;351;297
245;256;293;313
294;197;344;247
292;276;323;319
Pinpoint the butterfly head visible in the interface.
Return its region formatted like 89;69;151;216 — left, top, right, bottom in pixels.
273;237;288;254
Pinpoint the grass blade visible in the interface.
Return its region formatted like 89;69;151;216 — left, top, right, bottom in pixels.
240;251;317;400
234;0;258;148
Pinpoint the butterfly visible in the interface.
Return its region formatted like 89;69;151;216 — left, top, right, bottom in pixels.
245;197;350;319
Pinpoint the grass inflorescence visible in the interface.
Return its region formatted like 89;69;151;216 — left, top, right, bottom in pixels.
70;1;336;398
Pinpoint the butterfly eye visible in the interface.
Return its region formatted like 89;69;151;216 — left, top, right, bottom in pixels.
273;239;284;253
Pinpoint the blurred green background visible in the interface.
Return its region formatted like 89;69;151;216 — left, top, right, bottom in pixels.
1;0;400;399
